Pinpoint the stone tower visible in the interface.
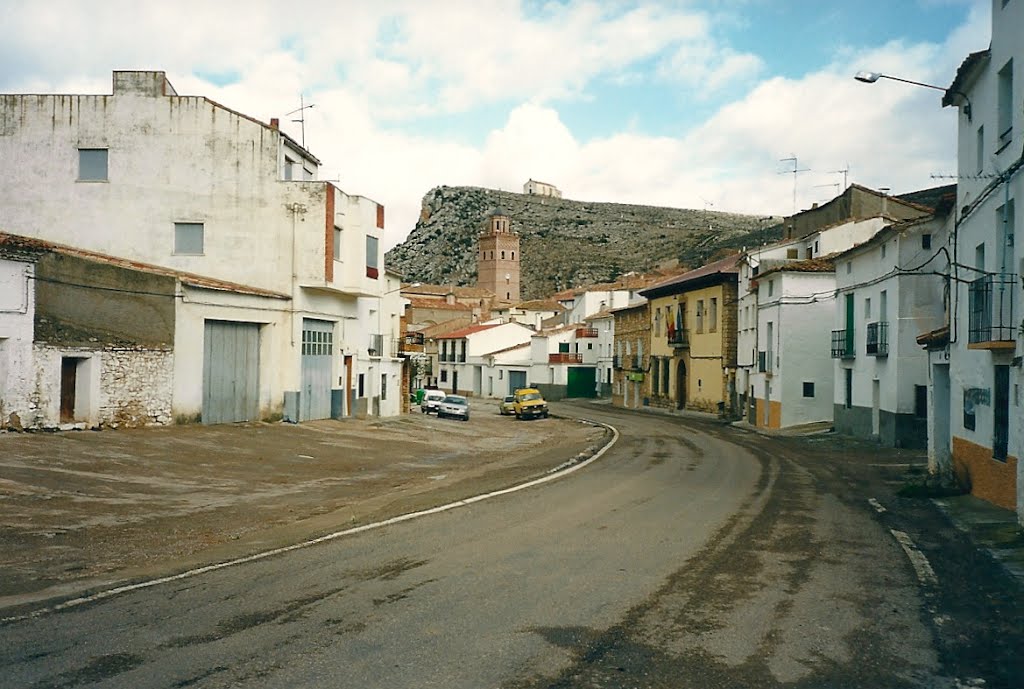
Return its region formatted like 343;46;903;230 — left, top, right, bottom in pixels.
477;207;520;303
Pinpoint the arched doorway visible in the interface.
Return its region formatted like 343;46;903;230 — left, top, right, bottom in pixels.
676;359;687;410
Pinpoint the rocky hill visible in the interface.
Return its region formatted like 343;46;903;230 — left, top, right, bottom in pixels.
386;186;783;300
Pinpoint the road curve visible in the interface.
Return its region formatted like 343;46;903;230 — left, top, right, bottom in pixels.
0;404;763;689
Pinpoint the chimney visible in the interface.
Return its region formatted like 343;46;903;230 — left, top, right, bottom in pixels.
270;118;279;130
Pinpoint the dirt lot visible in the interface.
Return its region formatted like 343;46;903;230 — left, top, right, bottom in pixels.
0;399;607;609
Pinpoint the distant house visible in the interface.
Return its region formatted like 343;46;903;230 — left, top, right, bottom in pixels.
523;179;562;199
833;203;953;448
492;299;565;330
611;301;651;410
434;321;535;396
641;254;741;415
527;324;600;401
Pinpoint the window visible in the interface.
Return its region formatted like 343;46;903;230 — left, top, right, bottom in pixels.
865;298;871;319
767;280;774;297
786;248;798;259
511;252;515;260
501;251;505;259
696;300;705;333
654;310;661;337
846;262;852;274
802;382;815;398
845;369;853;409
78;148;108;181
333;226;342;261
440;370;448;383
709;298;718;333
977;126;985;174
558;342;570;353
922;233;932;250
997;58;1013;148
652;358;660;395
814;240;819;254
879;291;888;321
174;222;204;255
358;373;365;398
381;374;387;401
366;235;379;278
283;157;295;180
881;243;887;259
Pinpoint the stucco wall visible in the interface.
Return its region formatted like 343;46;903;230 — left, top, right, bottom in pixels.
0;258;36;427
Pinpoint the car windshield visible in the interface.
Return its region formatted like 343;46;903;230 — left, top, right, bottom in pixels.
520;392;542;401
443;396;467;405
504;396;514;402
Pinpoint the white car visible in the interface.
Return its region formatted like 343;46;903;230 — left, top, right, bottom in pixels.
437;395;470;421
420;389;447;414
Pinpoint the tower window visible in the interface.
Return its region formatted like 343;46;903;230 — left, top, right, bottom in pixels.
511;252;515;259
501;251;505;259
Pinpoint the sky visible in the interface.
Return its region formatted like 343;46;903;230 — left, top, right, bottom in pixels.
0;0;991;250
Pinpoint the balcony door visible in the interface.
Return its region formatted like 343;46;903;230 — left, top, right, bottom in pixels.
994;365;1009;461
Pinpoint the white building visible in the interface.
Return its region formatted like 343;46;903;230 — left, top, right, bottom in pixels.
527;324;600;400
737;186;934;430
832;204;954;448
0;70;402;423
586;309;616;397
435;322;535;397
523;179;562;199
935;0;1023;521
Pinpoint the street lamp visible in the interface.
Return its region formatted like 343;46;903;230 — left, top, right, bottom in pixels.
854;71;972;121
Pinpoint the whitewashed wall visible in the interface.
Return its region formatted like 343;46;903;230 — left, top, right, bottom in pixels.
0;258;36;426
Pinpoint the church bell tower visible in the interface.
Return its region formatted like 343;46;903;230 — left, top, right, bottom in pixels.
477;207;520;303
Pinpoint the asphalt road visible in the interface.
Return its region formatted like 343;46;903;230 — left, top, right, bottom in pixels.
1;402;1021;688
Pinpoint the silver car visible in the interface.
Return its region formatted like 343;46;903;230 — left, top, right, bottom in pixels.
437;395;470;421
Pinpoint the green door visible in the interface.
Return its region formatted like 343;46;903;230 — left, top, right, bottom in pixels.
566;367;597;398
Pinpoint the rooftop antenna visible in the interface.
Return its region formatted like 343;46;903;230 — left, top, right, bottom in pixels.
779;155;810;214
285;94;316;149
828;163;851;190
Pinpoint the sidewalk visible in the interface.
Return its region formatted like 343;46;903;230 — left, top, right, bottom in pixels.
0;400;608;612
933;494;1024;582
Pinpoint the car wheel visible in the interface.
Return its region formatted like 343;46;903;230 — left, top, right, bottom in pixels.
543;411;549;418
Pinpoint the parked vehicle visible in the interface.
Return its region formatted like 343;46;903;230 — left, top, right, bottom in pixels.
499;395;516;415
420;389;447;414
513;388;548;420
437;395;470;421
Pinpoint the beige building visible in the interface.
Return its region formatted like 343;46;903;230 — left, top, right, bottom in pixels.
641;254;740;414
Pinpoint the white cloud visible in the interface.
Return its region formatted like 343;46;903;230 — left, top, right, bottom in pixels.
0;0;992;253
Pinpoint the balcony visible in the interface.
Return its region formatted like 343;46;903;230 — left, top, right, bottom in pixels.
831;330;855;359
757;350;774;374
575;327;598;338
399;331;425;354
667;329;689;348
628;355;642;371
549;352;583;364
865;321;889;356
968;273;1017;349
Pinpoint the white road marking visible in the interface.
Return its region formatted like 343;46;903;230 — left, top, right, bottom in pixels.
868;498;887;513
2;420;619;623
890;529;938;586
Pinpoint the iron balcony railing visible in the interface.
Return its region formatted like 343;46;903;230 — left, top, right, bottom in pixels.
667;329;689;348
969;273;1017;345
831;329;855;359
866;321;889;356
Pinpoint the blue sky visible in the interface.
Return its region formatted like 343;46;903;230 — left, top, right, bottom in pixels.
0;0;991;248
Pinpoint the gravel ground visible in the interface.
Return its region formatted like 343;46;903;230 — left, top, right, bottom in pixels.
0;398;607;609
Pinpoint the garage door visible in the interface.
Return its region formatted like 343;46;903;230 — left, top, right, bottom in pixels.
300;318;334;421
508;370;527;394
203;320;260;424
567;366;597;398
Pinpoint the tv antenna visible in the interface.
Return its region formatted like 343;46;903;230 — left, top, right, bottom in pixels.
285;94;316;149
779;155;810;214
828;163;851;190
